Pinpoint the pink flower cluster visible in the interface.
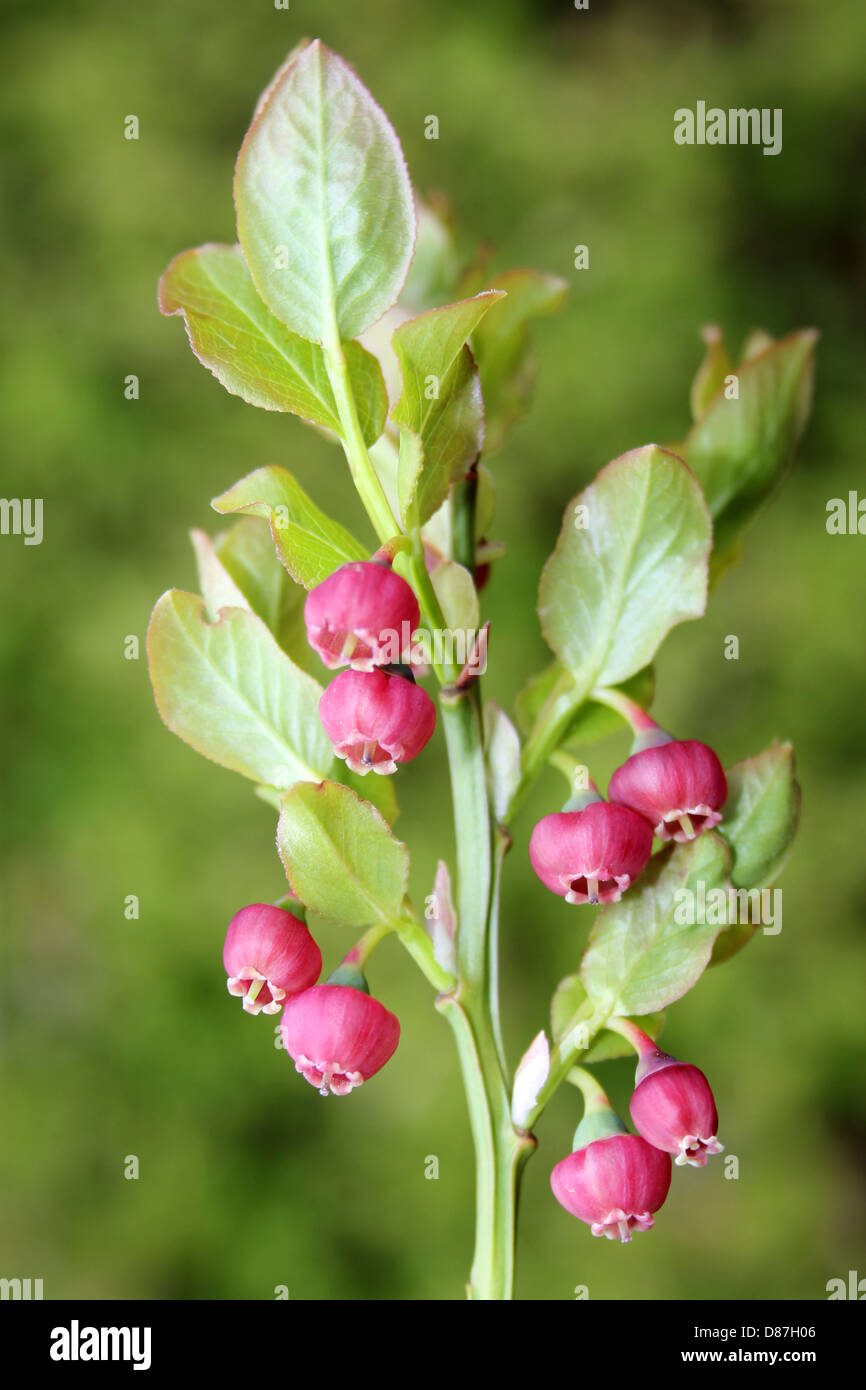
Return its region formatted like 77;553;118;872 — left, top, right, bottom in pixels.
551;1040;723;1243
530;734;728;905
222;902;399;1096
305;560;435;776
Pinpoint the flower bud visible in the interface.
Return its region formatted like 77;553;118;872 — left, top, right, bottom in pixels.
280;983;400;1096
319;668;436;775
304;561;419;670
223;904;322;1015
630;1050;723;1167
551;1132;672;1242
529;801;653;905
609;739;727;842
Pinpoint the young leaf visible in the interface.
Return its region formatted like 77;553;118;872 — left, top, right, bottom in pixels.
719;743;800;889
689;324;732;423
550;973;664;1062
400;198;460;314
681;330;817;558
424;861;457;975
538;446;711;702
470;269;567;454
740;328;775;363
431;558;480;633
158;244;387;444
276;780;409;927
234;40;416;345
580;832;731;1016
147;590;333;787
391;293;504;524
511;1031;550;1128
212;465;367;589
190;529;252;621
484;701;521;823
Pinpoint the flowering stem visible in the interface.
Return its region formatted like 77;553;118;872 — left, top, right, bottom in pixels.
566;1064;613;1113
505;669;589;822
604;1014;659;1060
590;685;658;735
339;923;393;973
393;911;456;994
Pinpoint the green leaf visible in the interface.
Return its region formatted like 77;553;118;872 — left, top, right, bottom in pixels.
147;590;333;787
277;780;409;927
515;662;655;745
158;243;388;444
550;973;664;1062
538;446;711;701
719;742;800;889
690;324;732;423
681;330;817;558
710;742;800;962
213;515;311;665
392;293;504;524
342;765;399;826
212;465;367;590
234;40;415;345
580;833;731;1016
484;701;521;823
470;269;567;454
395;426;424;527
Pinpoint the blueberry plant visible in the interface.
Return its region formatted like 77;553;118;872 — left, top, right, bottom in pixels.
149;40;814;1299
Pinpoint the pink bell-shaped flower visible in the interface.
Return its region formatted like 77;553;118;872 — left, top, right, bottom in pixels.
551;1134;672;1242
529;800;653;905
280;983;400;1096
223;903;322;1016
304;561;419;671
550;1075;672;1243
319;668;436;775
630;1051;723;1168
609;739;727;843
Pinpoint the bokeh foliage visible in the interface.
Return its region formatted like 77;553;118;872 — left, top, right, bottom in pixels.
1;0;865;1299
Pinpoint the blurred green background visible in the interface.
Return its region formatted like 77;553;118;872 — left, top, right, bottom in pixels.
2;0;865;1301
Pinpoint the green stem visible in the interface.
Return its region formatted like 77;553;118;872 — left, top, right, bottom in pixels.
439;475;534;1299
437;993;535;1299
325;338;399;545
487;827;510;1073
